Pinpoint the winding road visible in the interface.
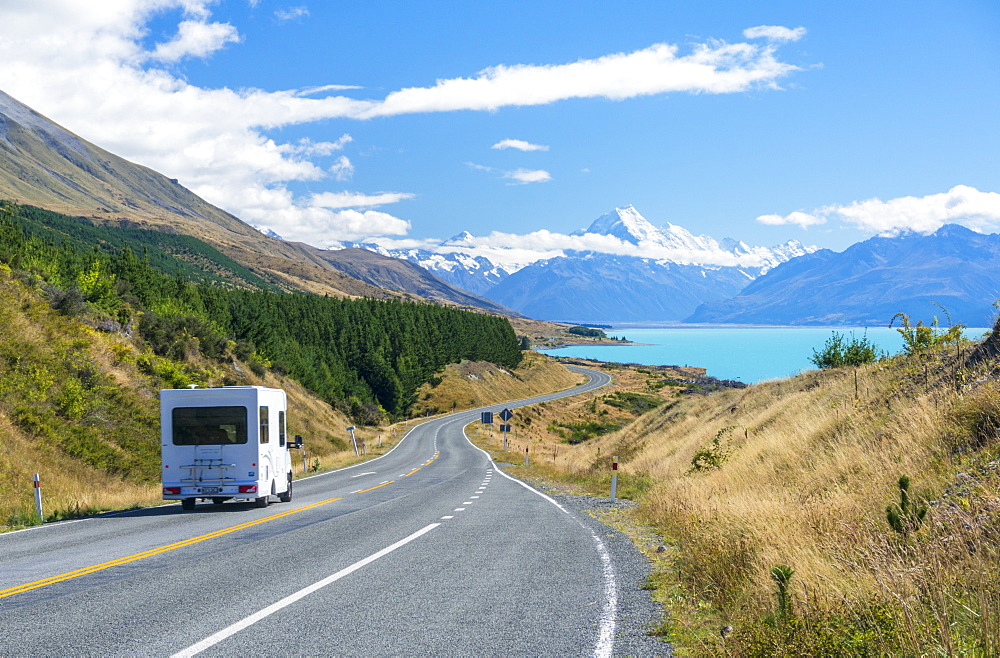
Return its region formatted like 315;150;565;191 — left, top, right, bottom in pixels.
0;366;664;656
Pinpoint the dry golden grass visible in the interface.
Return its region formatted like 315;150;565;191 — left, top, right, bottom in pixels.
0;410;163;529
0;336;589;528
409;351;584;417
545;339;1000;653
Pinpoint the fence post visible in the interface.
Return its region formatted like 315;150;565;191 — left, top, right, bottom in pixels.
610;456;618;504
34;474;43;522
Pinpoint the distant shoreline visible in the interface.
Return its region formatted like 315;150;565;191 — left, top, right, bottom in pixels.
537;341;652;349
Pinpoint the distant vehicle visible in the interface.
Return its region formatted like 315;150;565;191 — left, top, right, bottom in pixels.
160;386;300;510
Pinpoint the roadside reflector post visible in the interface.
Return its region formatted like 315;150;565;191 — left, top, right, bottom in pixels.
377;434;382;448
610;456;618;504
302;450;308;474
347;426;359;457
34;473;43;522
525;446;529;467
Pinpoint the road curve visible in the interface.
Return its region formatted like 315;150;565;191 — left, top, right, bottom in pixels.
0;366;662;656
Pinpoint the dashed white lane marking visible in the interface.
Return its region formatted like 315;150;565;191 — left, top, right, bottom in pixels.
454;508;466;511
462;502;473;505
441;516;454;520
351;472;376;478
171;523;440;657
471;496;480;499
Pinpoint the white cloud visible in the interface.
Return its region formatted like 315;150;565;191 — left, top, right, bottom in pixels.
468;229;756;266
150;19;241;62
295;84;363;96
492;139;549;152
330;156;354;181
469;163;551;185
275;6;309;22
362;38;802;118
324;209;410;238
756;211;826;229
288;134;351;156
503;169;552;185
309;191;415;209
757;186;1000;236
0;2;806;244
376;228;769;270
743;25;807;43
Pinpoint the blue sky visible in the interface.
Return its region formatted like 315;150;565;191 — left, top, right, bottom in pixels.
0;0;997;265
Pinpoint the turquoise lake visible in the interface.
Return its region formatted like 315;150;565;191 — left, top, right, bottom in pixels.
543;325;991;384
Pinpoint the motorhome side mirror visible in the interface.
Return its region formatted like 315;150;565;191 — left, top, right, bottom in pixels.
290;435;303;449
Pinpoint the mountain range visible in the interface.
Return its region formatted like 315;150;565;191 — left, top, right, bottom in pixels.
688;224;1000;327
0;89;515;315
354;206;817;321
1;87;997;328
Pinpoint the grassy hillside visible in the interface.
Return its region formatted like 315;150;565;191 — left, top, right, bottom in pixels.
544;324;1000;654
0;200;535;529
0;265;374;528
409;351;585;417
0;272;576;530
0;201;523;419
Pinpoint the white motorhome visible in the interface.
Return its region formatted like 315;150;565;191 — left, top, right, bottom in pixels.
161;386;298;510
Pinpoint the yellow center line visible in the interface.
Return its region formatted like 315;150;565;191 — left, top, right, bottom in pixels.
0;497;342;599
355;480;395;493
403;468;421;477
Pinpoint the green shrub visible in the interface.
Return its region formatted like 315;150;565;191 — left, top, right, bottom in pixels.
890;309;966;356
603;391;664;415
810;331;885;368
567;325;606;338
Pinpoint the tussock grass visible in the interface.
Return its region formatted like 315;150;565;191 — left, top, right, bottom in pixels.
409;351;583;417
548;329;1000;654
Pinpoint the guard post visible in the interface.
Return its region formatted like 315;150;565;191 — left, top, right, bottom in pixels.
347;426;359;456
610;456;618;504
34;473;43;522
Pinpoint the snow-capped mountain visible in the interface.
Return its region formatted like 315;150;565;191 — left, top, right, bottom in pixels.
343;233;517;295
575;205;721;254
578;206;814;274
346;205;817;321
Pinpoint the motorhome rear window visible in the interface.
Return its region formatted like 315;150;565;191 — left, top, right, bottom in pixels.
172;406;248;445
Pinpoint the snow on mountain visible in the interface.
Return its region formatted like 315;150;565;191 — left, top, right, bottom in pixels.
341;205;816;304
251;224;284;240
339;241;515;295
580;205;815;274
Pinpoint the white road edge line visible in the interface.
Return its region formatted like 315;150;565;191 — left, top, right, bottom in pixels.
463;424;618;656
171;523;440;658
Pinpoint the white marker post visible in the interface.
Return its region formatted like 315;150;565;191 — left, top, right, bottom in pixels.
347;426;359;457
524;446;529;467
610;456;618;504
33;474;43;522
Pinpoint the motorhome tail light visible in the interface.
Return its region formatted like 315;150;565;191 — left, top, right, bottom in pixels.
239;485;257;494
163;487;181;495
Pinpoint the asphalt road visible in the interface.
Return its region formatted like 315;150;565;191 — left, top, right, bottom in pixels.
0;366;667;656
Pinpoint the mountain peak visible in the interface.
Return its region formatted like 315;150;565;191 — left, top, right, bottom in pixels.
443;230;475;246
583;205;662;244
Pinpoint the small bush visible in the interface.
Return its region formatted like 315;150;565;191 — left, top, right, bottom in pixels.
810;331;885;368
567;326;606;338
